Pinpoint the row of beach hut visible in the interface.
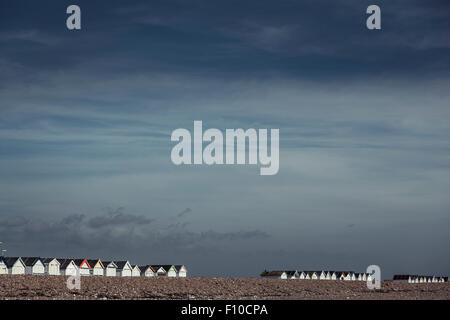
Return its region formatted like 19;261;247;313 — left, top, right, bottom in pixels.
0;257;187;277
260;270;373;281
393;274;449;283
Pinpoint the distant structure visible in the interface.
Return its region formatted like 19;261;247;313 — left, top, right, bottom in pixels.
393;274;448;283
260;270;450;283
261;269;373;282
0;256;187;277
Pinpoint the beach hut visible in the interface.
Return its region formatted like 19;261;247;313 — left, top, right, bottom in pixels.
306;271;319;280
298;271;307;279
58;259;78;276
3;257;26;275
260;270;287;279
160;265;177;277
338;271;353;281
42;258;60;275
73;259;91;276
318;271;328;280
87;259;104;276
175;265;187;277
152;265;167;277
132;265;141;277
22;257;45;275
0;257;8;274
140;265;156;277
330;271;337;280
286;270;299;279
116;261;133;277
103;261;117;277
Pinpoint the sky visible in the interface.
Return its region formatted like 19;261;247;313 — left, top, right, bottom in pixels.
0;0;449;278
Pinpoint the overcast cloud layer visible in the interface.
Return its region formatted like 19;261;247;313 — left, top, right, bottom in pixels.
0;0;449;277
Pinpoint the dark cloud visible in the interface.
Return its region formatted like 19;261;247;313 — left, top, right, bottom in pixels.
87;207;153;228
60;214;85;225
176;207;191;218
0;0;449;79
0;216;29;227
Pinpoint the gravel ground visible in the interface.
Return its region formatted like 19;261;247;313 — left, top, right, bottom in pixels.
0;275;449;300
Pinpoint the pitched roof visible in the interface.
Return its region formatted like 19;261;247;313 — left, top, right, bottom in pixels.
103;261;118;268
2;257;24;268
151;265;167;272
153;265;175;271
304;271;322;275
139;265;155;272
73;259;91;268
115;261;130;269
334;271;354;276
174;265;186;271
87;259;104;269
57;258;76;269
41;257;59;264
21;257;43;267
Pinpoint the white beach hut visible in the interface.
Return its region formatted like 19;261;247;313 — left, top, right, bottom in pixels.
87;259;104;276
58;259;79;276
4;257;26;274
4;257;26;275
157;265;177;277
73;259;91;276
132;265;141;277
286;270;299;279
140;265;156;277
42;258;60;275
307;271;319;280
0;258;8;274
103;261;117;277
22;257;45;275
175;265;187;277
116;261;133;277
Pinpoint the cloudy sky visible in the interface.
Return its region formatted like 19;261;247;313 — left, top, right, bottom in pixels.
1;0;449;278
